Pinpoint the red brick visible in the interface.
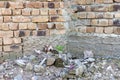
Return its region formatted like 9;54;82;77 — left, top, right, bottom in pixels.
49;9;57;15
32;16;48;22
3;37;13;45
104;27;113;34
31;9;40;15
114;0;120;2
0;1;5;8
0;31;13;37
2;23;9;30
50;16;65;22
55;23;64;29
19;23;28;30
95;27;104;33
1;9;12;16
86;27;95;33
98;19;108;26
13;16;31;22
9;2;24;9
22;9;31;16
40;9;48;15
3;45;12;52
38;23;48;30
4;16;12;22
13;9;21;15
113;27;120;34
28;23;36;30
9;23;18;30
26;2;42;8
13;38;21;44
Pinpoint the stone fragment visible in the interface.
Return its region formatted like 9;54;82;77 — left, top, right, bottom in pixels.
76;64;86;77
34;65;45;72
15;59;26;67
54;58;64;67
25;63;33;71
47;58;55;66
84;50;94;59
14;74;23;80
0;65;4;72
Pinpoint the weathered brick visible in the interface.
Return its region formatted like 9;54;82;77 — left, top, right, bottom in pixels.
43;2;48;8
0;17;3;23
114;0;120;2
37;30;46;36
108;20;113;26
91;5;108;12
95;27;104;33
3;37;13;45
54;2;60;8
0;31;13;37
31;9;40;15
96;13;104;18
95;0;104;4
49;9;57;15
9;2;24;9
13;16;31;22
113;19;120;26
13;9;21;15
22;9;31;16
87;12;95;18
50;16;65;22
60;2;64;8
26;2;42;8
75;0;86;4
86;27;95;33
9;23;18;30
3;45;12;52
74;6;86;13
0;1;5;8
40;9;48;15
14;30;30;37
0;38;2;46
2;23;9;30
4;16;12;22
86;0;94;4
28;23;36;30
32;16;48;22
113;5;120;11
98;19;108;26
50;29;66;35
104;12;113;18
55;23;64;29
104;27;113;34
47;23;56;29
13;38;21;44
19;23;28;30
1;9;12;16
91;19;98;26
78;12;87;18
48;2;55;8
38;23;48;30
104;0;113;3
114;27;120;34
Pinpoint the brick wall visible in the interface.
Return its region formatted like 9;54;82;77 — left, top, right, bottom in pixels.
66;0;120;57
66;0;120;34
0;0;69;59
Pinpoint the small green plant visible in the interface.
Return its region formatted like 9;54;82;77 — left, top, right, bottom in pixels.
55;45;64;52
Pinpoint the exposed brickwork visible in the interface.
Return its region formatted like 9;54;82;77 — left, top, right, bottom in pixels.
0;0;67;56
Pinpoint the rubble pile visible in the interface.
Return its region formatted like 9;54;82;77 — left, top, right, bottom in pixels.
0;45;120;80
